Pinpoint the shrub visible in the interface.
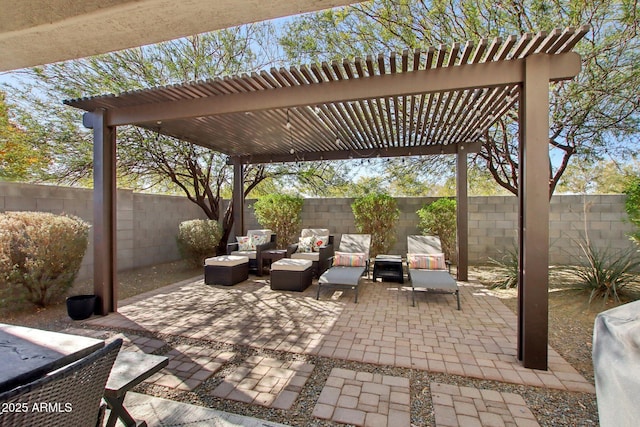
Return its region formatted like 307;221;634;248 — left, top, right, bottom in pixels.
176;219;222;267
351;193;399;258
417;198;457;262
624;176;640;246
570;239;640;305
252;194;304;249
488;246;519;289
0;211;89;307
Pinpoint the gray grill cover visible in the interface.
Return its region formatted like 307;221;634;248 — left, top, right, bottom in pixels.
593;300;640;427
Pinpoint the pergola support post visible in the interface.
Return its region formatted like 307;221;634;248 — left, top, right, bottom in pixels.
518;54;550;370
232;158;245;239
84;110;117;315
456;148;468;281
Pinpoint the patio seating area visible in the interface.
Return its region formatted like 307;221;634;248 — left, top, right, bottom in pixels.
63;272;596;426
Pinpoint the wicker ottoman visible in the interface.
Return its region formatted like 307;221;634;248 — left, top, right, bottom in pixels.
270;259;313;292
204;255;249;286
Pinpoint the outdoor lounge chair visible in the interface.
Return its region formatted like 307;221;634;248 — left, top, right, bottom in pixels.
227;229;276;275
287;228;334;277
407;235;460;309
0;338;123;427
317;234;371;303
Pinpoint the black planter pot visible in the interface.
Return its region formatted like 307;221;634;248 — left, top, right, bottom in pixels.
66;295;96;320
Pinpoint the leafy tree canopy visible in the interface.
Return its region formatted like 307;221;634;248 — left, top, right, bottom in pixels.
281;0;640;197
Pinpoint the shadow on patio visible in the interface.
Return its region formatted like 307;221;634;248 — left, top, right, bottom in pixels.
81;274;595;426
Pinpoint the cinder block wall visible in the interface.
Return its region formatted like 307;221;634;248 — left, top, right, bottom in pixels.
243;195;638;265
0;182;205;281
2;182;637;277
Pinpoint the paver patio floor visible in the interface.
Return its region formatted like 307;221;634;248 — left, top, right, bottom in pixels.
86;276;593;394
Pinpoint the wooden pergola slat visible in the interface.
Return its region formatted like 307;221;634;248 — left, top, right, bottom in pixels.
67;27;589;371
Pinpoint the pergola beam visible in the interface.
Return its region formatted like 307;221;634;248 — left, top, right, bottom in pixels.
240;141;482;164
106;52;581;127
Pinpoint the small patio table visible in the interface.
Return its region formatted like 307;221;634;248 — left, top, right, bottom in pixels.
259;249;288;275
0;323;104;393
104;351;168;427
372;255;404;284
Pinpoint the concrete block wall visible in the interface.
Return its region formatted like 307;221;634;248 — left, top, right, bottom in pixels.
243;195;638;265
0;182;205;281
2;182;637;275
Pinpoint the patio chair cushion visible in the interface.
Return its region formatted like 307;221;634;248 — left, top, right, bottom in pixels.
236;236;253;251
271;258;313;272
229;250;257;260
249;233;270;247
313;235;330;251
205;255;249;266
298;236;315;253
333;251;367;267
291;252;319;261
408;253;446;270
301;228;330;238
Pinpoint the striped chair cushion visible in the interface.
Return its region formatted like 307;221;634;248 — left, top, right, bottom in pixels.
408;253;446;270
333;251;367;267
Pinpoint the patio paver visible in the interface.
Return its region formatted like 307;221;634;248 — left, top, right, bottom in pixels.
313;367;411;427
146;344;235;391
211;355;314;409
431;382;540;427
86;277;594;393
62;327;167;353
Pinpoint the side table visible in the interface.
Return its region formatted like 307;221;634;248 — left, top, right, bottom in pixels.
373;254;404;284
104;351;169;427
259;249;288;275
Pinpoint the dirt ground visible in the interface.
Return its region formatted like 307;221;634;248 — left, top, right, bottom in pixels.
2;260;638;385
470;265;640;384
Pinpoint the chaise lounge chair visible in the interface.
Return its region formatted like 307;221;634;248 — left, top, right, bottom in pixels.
407;235;460;309
317;234;371;303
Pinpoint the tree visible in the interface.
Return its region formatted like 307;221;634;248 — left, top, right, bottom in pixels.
0;92;48;181
4;25;342;253
280;0;640;198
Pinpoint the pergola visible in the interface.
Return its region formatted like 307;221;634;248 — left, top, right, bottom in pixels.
65;26;588;370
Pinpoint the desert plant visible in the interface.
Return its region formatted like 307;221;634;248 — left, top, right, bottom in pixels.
570;239;640;305
176;219;222;267
252;193;304;249
417;198;457;262
624;176;640;246
0;211;89;307
488;246;519;289
351;193;399;258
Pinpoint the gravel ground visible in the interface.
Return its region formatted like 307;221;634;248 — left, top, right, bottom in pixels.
1;261;614;426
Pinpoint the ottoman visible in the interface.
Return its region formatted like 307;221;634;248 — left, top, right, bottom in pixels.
204;255;249;286
270;259;313;292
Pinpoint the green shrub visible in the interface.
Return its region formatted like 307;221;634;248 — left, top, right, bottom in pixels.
351;193;399;258
570;239;640;305
624;176;640;246
417;198;457;262
252;194;304;249
0;211;89;308
488;246;519;289
176;219;222;267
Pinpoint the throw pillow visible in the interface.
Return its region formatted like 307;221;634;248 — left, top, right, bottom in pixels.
408;253;446;270
298;236;315;253
236;236;252;251
333;251;367;267
313;235;330;252
250;233;270;249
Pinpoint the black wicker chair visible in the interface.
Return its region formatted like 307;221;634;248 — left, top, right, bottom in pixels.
0;338;122;427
